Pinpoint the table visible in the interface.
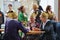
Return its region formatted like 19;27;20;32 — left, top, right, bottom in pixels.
26;31;45;40
27;31;45;35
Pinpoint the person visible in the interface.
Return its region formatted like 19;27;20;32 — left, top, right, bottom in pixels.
45;5;58;22
6;4;15;15
3;11;28;40
0;11;4;40
5;4;17;22
7;4;14;12
18;6;28;27
40;12;55;40
28;16;40;31
27;16;40;40
30;4;41;23
0;11;4;30
18;6;28;38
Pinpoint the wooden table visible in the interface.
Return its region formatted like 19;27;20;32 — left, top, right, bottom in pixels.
26;31;45;40
27;31;45;35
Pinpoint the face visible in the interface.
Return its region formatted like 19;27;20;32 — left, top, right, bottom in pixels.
50;7;51;9
49;7;51;11
22;7;26;13
8;6;12;10
40;15;46;22
30;17;35;22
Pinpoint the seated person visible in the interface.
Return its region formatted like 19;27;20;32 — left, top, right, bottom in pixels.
3;12;29;40
40;12;56;40
28;16;40;31
27;16;41;40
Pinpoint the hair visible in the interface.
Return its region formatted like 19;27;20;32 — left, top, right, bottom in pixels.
7;12;18;19
11;12;17;19
33;4;38;9
8;4;12;7
18;6;24;13
41;12;48;19
46;5;51;13
30;15;34;19
18;7;20;11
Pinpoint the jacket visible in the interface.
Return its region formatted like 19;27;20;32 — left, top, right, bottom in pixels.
40;21;55;40
3;20;28;40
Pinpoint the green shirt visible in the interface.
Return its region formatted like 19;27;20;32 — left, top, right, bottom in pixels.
18;12;28;22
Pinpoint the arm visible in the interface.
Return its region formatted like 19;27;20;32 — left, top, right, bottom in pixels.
53;15;58;22
44;24;53;32
52;12;58;22
17;22;28;34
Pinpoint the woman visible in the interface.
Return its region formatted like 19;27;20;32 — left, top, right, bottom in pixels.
18;6;28;38
46;5;58;22
27;16;40;40
31;4;42;23
40;12;55;40
18;6;28;27
28;16;40;31
30;4;38;21
3;12;28;40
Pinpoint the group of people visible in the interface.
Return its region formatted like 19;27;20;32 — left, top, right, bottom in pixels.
3;3;58;40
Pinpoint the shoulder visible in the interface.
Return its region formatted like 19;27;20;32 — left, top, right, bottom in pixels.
47;21;54;28
9;20;16;23
46;21;53;26
9;20;21;25
46;21;53;30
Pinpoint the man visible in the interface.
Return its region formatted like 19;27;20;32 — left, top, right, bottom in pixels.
7;4;14;12
40;12;55;40
6;4;17;22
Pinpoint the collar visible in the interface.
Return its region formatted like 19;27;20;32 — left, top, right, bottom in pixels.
43;19;50;25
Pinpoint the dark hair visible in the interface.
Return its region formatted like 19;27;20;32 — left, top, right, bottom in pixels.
8;4;12;7
46;5;51;13
18;6;24;13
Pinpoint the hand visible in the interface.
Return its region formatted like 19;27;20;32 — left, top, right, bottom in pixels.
32;27;41;31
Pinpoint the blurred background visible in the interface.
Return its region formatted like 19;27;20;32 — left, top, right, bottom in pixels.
0;0;58;21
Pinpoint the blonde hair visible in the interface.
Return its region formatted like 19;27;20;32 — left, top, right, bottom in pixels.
41;12;48;19
33;4;39;9
7;12;18;19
